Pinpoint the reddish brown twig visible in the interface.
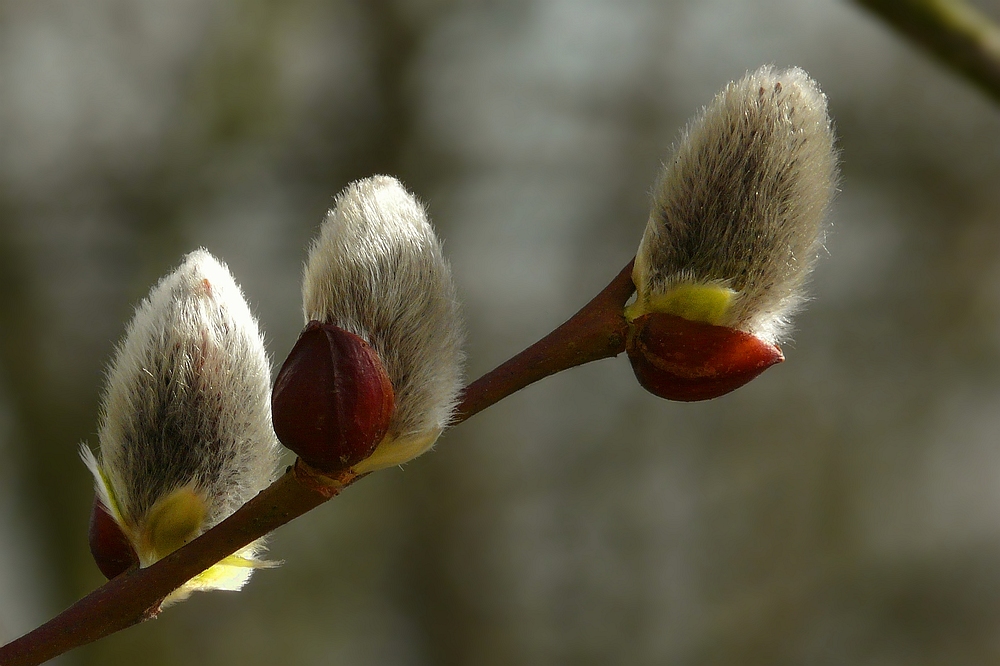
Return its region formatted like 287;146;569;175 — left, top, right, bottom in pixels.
0;259;636;666
0;464;355;666
455;259;635;422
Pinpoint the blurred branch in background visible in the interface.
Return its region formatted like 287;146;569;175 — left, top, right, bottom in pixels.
855;0;1000;104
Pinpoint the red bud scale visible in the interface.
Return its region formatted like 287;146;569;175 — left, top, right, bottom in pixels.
626;313;783;402
88;497;139;580
272;321;395;474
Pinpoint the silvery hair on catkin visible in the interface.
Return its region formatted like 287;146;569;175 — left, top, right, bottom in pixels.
636;65;837;343
303;176;465;446
93;249;278;530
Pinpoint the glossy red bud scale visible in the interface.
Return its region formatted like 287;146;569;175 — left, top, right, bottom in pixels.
89;497;139;580
626;313;783;401
272;321;394;474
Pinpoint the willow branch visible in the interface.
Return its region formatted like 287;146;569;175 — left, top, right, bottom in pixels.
0;464;354;666
455;259;635;422
856;0;1000;104
0;259;636;666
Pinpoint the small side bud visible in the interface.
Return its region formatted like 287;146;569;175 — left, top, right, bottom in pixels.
272;321;394;473
82;249;279;604
628;65;837;399
283;175;464;474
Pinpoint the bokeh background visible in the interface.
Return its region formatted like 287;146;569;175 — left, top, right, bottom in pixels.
3;1;1000;664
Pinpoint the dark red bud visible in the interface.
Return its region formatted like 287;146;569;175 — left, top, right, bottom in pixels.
89;496;139;580
272;321;395;474
626;313;783;401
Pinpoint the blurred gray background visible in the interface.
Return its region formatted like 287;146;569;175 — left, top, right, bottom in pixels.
3;1;1000;664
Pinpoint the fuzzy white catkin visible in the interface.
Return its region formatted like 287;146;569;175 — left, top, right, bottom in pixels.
82;249;278;596
303;176;464;472
634;65;837;344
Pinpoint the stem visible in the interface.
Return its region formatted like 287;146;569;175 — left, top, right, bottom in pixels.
0;464;355;666
454;259;635;423
856;0;1000;104
0;259;636;666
